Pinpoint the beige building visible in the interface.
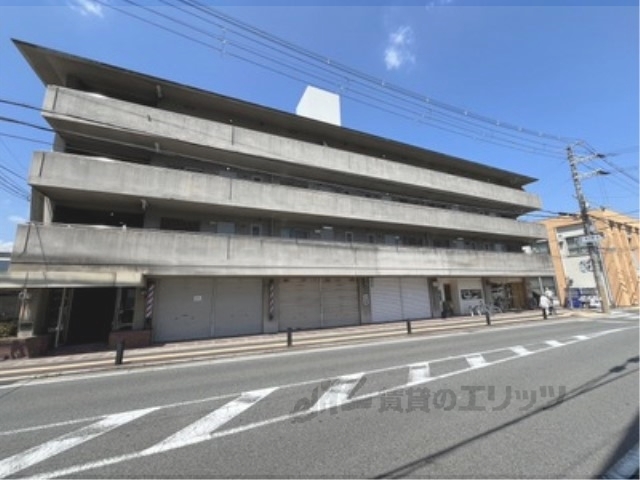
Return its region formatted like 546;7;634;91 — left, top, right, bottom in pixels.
540;209;640;308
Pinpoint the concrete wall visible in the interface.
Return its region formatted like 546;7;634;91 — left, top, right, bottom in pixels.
30;151;548;240
43;86;542;211
11;223;554;278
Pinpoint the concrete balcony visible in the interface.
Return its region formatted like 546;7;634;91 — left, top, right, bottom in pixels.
43;86;542;212
30;151;548;241
10;223;554;278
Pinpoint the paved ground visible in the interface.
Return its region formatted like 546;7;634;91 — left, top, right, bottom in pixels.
0;312;637;478
0;307;635;384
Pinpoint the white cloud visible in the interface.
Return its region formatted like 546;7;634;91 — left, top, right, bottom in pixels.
8;215;27;224
69;0;104;18
426;0;454;11
384;26;416;71
0;241;13;253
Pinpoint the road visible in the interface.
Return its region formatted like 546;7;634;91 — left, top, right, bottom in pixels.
0;313;638;478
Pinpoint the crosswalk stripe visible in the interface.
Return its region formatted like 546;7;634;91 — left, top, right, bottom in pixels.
545;340;564;347
142;387;277;455
465;354;487;368
0;407;157;478
407;363;431;386
510;346;532;356
309;374;364;413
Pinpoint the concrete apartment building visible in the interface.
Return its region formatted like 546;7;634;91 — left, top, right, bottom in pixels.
540;209;640;308
4;40;555;350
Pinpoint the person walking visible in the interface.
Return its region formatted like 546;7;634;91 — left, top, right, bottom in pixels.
539;294;550;319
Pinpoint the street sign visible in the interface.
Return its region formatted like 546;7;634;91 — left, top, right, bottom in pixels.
577;234;602;246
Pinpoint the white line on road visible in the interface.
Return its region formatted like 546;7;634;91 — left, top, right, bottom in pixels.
142;387;277;455
573;335;590;341
30;325;639;479
509;346;532;356
407;363;431;386
5;325;636;441
0;317;595;389
465;354;488;368
309;374;364;413
0;408;157;479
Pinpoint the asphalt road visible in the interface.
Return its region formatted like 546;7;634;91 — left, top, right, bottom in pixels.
0;313;637;478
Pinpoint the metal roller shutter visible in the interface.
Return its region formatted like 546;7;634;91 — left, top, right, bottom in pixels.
400;277;431;319
371;277;403;322
278;278;321;331
153;278;213;342
321;277;360;327
213;278;263;337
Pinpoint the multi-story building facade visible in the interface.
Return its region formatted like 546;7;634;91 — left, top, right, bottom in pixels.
5;40;555;349
540;210;640;308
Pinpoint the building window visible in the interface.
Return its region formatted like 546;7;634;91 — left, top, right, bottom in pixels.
251;224;262;236
345;232;354;243
367;234;376;244
566;236;588;256
531;241;550;254
160;217;200;232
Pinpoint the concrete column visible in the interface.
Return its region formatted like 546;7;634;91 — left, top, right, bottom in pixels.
17;288;48;338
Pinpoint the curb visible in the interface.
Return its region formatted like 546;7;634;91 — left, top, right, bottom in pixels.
0;312;573;383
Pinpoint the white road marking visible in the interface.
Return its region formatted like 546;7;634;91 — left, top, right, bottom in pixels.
5;326;637;438
407;363;431;386
31;326;639;479
0;317;594;389
509;346;532;356
143;387;276;455
465;354;488;368
0;408;157;478
573;335;590;341
309;374;363;413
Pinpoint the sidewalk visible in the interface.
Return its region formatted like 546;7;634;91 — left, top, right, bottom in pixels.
0;309;579;383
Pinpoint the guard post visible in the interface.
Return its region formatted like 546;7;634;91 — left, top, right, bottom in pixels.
115;340;125;365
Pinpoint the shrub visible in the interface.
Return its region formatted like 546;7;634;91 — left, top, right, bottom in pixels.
0;321;18;338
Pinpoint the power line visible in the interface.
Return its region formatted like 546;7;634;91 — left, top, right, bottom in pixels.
96;0;571;159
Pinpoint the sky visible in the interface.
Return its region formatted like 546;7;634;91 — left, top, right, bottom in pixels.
0;1;638;252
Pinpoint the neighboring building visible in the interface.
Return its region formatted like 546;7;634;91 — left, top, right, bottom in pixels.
540;209;640;308
0;252;10;273
4;40;554;349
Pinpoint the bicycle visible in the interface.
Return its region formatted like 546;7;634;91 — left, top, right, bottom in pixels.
469;301;502;316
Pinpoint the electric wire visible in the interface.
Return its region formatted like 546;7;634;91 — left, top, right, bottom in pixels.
98;0;571;158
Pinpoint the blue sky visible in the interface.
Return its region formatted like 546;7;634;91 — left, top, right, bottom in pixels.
0;2;638;252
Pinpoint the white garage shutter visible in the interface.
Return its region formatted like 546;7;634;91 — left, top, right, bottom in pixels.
213;278;263;337
371;277;403;323
153;278;213;342
321;277;360;328
278;278;321;331
400;277;431;319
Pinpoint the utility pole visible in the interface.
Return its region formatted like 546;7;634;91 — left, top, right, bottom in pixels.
566;145;610;313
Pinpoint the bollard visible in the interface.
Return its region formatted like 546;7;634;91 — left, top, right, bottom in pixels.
485;311;491;326
406;320;412;334
287;327;293;347
115;340;125;365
